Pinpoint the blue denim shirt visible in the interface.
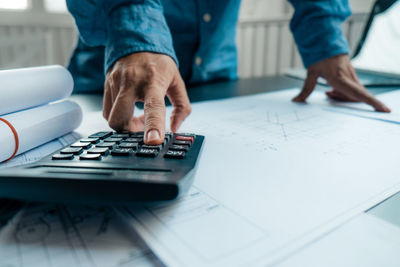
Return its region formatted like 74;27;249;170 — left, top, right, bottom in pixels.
66;0;351;92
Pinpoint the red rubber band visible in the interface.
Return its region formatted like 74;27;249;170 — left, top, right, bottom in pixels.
0;118;19;162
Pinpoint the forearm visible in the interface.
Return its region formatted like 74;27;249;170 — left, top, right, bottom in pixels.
288;0;352;68
66;0;177;72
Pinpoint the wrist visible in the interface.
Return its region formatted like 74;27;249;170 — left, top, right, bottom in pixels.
105;3;178;73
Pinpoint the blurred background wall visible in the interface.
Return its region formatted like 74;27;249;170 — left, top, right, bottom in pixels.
0;0;374;78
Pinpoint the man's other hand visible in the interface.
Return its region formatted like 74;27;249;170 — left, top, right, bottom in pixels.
292;54;391;113
103;52;191;145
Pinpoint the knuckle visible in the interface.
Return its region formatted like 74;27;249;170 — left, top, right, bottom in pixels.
109;70;120;83
335;68;348;83
144;96;165;110
144;64;158;78
181;104;192;116
122;67;135;78
108;118;124;132
122;77;135;93
143;65;163;86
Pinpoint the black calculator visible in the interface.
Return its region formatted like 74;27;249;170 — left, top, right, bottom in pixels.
0;131;204;204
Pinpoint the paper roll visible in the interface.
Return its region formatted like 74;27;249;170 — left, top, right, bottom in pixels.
0;100;82;162
0;65;73;116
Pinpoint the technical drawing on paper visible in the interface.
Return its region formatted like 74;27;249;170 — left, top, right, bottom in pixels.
0;204;164;267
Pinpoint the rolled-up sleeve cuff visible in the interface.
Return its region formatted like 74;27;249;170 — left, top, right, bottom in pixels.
292;17;350;68
105;4;178;72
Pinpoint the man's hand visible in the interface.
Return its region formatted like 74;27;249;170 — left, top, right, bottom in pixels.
103;52;191;145
293;54;391;113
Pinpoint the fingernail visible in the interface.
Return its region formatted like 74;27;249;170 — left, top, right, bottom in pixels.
146;129;160;142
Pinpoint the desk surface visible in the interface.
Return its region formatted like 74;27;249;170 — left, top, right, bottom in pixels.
70;76;305;112
1;75;398;266
70;75;395;113
69;74;399;224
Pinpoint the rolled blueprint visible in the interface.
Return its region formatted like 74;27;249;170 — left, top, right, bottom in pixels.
0;65;73;115
0;100;82;162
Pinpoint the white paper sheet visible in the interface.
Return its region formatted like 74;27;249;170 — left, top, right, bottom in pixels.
313;89;400;124
0;204;164;267
0;65;74;115
118;89;400;267
277;213;400;267
0;100;83;162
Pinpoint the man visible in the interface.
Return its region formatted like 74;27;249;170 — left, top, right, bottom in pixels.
66;0;390;145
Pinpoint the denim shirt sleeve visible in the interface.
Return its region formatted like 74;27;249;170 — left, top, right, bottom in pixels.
288;0;351;68
66;0;177;72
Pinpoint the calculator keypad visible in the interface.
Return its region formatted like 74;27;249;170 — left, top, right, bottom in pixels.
60;147;83;155
119;142;139;149
141;144;162;151
87;147;109;155
168;145;189;152
71;142;92;149
173;140;192;147
79;138;100;144
136;148;159;157
111;148;133;156
164;150;185;159
80;154;102;160
104;137;123;143
88;131;112;139
52;132;196;161
52;154;74;160
96;142;116;148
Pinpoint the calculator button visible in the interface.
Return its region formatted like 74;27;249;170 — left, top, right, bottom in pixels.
125;138;143;145
52;154;74;160
165;132;173;142
175;135;194;143
173;140;192;147
111;148;133;156
60;147;83;155
164;150;185;159
104;137;123;143
80;154;102;160
70;142;92;149
136;148;158;157
130;131;144;137
87;147;109;155
79;138;100;144
141;144;162;151
96;142;116;148
89;131;112;139
119;142;139;149
179;133;196;137
111;133;129;139
168;145;189;152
